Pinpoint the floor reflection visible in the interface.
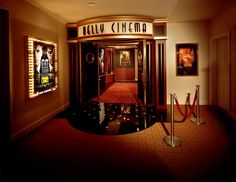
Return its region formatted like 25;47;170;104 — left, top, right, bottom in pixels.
68;102;166;135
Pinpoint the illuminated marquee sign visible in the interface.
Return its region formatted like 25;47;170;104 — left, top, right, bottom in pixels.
79;21;153;37
75;16;154;40
27;36;58;98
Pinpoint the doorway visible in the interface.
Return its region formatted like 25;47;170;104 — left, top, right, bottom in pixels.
68;39;166;111
210;33;230;113
66;15;167;134
67;38;167;135
73;40;148;105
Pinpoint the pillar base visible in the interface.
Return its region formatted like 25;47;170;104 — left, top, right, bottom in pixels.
163;135;182;147
191;118;205;125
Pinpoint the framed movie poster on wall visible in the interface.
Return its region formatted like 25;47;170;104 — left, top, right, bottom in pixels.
176;43;198;76
120;50;130;66
26;36;58;98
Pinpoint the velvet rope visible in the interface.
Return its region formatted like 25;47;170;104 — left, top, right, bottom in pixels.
175;94;192;122
171;96;188;123
187;94;197;117
174;88;198;119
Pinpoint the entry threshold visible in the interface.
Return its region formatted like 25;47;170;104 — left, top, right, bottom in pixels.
67;102;166;135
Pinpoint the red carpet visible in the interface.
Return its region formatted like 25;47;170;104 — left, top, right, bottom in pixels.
10;106;236;182
94;82;139;104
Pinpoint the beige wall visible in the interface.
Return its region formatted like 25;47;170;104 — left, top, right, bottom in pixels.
209;1;236;120
1;0;69;140
166;22;209;104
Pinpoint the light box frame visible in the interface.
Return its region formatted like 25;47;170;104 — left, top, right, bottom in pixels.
26;36;58;98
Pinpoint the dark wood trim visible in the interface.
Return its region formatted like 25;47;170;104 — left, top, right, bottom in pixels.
68;43;79;107
155;40;167;112
150;40;156;106
0;8;10;181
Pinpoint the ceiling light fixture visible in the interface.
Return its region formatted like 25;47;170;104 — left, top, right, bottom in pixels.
88;2;95;7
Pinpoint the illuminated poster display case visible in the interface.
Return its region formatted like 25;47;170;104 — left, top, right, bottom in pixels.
26;36;58;98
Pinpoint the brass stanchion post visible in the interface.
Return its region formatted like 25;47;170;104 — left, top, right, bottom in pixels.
163;94;182;147
191;85;205;125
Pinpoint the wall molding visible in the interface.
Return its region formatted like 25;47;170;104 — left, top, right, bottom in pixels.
11;103;70;142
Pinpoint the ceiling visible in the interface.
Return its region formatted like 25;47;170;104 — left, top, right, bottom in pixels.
26;0;235;23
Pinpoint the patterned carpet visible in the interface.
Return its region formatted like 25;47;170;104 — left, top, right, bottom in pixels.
9;106;236;182
96;82;139;104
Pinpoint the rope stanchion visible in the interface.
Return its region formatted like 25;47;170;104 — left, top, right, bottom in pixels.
175;91;197;119
173;89;197;122
163;93;182;147
191;85;205;125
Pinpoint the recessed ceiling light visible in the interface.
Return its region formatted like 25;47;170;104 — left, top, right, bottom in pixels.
88;2;95;7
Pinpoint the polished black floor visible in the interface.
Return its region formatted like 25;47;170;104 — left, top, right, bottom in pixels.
67;102;166;135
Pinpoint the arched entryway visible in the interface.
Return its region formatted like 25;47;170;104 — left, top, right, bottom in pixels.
66;16;167;135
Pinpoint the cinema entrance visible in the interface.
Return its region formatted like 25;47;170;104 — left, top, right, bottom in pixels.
66;16;167;135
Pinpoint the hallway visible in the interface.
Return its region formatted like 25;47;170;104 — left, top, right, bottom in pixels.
94;82;139;104
9;106;236;182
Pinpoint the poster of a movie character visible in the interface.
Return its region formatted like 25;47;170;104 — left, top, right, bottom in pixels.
120;51;130;66
34;41;56;92
176;43;198;76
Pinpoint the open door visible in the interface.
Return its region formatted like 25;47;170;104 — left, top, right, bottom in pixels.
79;42;98;103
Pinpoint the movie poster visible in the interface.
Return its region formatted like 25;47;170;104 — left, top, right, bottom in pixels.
34;41;56;92
120;51;130;66
176;43;198;76
27;37;57;98
98;48;105;75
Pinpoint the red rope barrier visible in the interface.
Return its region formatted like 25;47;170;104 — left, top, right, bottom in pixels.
171;95;188;123
175;93;192;122
174;97;186;117
174;88;198;119
187;93;197;117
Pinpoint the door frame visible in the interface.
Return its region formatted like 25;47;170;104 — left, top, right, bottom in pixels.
210;32;231;114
